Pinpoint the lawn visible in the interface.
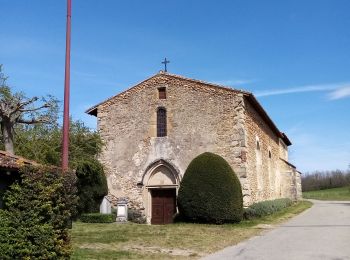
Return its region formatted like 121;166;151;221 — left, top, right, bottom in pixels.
303;186;350;201
71;201;312;259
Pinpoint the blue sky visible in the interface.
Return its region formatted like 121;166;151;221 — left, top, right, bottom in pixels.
1;0;349;172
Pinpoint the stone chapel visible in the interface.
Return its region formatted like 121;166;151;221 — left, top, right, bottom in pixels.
87;71;302;224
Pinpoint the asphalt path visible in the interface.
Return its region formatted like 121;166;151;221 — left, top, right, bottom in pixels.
203;200;350;260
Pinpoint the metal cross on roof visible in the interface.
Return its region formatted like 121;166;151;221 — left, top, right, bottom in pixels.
161;58;170;72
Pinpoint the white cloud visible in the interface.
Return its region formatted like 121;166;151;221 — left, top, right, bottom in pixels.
255;82;350;97
328;86;350;100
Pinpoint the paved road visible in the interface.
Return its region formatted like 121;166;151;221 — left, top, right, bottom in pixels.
203;200;350;260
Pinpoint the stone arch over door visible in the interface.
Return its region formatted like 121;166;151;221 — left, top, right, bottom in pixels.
141;160;180;224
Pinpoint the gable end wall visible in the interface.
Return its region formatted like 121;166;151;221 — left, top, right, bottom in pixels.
96;74;249;216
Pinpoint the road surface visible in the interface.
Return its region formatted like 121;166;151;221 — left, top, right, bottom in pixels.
203;200;350;260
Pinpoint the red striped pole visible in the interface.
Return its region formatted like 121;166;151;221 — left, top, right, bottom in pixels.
62;0;71;171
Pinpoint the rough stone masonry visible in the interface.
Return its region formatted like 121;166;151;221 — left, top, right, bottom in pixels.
87;71;302;224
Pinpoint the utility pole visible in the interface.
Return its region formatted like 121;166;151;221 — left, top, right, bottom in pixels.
62;0;71;171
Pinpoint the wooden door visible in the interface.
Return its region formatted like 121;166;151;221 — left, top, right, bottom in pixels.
151;189;176;225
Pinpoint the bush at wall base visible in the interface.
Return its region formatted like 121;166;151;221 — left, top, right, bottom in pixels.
243;198;293;219
80;213;115;223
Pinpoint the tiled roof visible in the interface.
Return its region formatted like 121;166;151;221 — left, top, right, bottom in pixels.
0;151;38;170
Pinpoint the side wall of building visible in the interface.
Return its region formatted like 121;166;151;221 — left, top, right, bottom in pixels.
244;98;301;203
244;99;282;203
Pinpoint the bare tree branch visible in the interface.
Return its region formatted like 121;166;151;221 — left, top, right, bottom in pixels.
16;96;39;110
0;65;58;154
17;118;50;124
19;103;50;113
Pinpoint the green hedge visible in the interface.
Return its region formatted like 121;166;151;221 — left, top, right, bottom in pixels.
80;213;115;223
177;152;243;224
0;166;77;259
244;198;293;219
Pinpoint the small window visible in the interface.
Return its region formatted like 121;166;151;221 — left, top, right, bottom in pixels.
158;87;166;99
256;140;260;150
268;150;272;158
157;107;167;137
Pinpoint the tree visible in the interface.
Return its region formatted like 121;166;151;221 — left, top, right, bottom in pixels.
13;120;103;169
11;120;106;216
75;160;108;215
0;65;58;154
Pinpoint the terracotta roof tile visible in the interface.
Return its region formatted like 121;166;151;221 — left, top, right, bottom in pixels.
0;151;38;170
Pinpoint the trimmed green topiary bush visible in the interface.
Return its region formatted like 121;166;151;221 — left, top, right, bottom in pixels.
80;213;115;223
177;152;243;223
243;198;293;219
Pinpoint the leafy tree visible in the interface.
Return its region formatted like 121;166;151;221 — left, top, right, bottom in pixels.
177;152;243;223
12;120;106;216
0;65;59;154
75;160;108;215
0;65;106;218
13;120;103;169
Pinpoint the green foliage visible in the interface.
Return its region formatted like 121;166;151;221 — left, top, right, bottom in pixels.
14;120;103;169
0;166;78;259
303;186;350;201
76;159;108;215
243;198;293;219
177;152;243;224
80;213;115;223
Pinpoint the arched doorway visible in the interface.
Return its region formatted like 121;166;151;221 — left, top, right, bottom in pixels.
142;160;180;224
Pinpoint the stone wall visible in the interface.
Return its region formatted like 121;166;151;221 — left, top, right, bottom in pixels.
96;73;248;220
279;159;302;200
244;99;282;204
94;72;300;221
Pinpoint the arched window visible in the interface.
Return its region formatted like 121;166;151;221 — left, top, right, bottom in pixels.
157;107;167;137
256;140;260;150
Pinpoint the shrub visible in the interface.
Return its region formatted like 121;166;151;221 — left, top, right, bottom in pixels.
80;213;115;223
128;208;147;224
177;152;243;223
244;198;293;219
75;159;108;216
0;166;77;259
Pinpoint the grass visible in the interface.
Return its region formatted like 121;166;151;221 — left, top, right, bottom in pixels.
303;186;350;201
71;201;312;259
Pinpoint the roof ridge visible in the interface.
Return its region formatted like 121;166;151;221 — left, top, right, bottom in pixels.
84;72;291;146
159;71;252;95
85;71;251;115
